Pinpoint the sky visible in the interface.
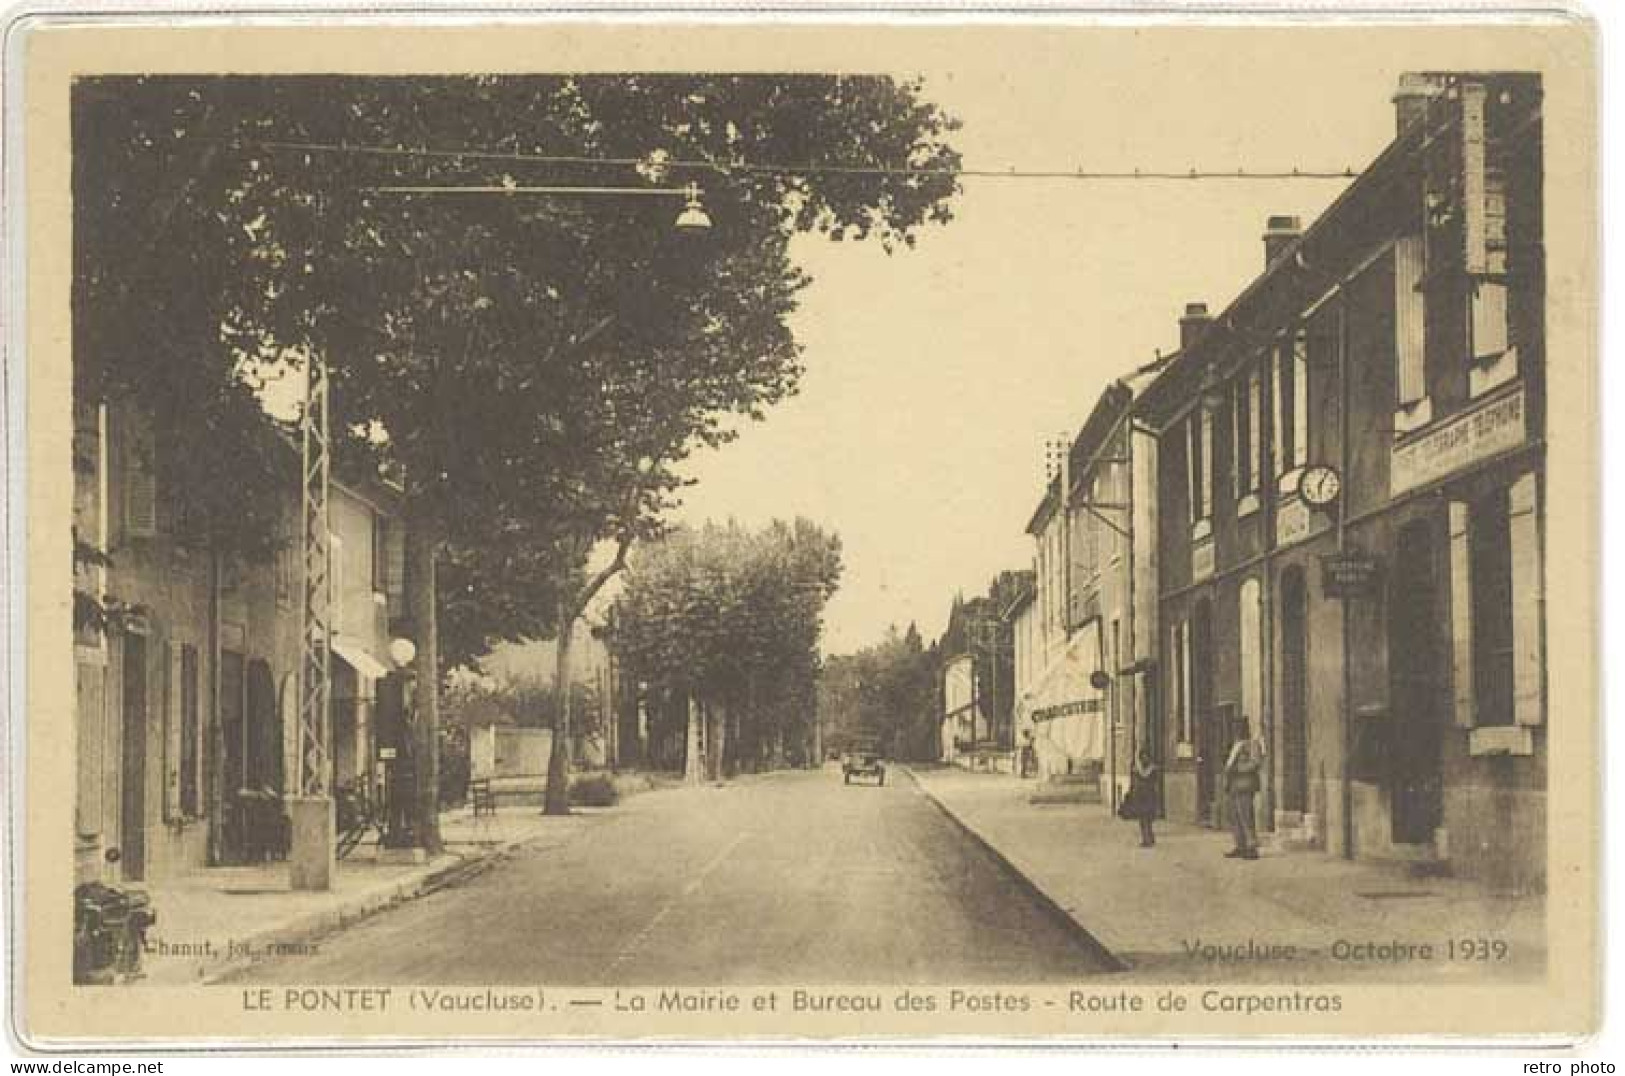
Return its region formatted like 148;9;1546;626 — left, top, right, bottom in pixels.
668;32;1416;655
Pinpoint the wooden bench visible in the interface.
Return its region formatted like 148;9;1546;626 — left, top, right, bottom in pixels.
469;774;547;816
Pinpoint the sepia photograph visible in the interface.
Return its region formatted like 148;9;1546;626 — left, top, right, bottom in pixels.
9;13;1599;1046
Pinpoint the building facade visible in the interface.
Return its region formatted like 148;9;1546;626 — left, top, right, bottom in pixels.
1141;73;1545;892
74;400;411;885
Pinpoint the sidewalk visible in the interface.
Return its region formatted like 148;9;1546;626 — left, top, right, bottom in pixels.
907;766;1546;984
137;801;602;986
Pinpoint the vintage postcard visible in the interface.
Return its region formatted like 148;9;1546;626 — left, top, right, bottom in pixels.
6;8;1600;1048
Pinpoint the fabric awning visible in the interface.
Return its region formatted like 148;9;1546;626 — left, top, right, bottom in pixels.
331;635;390;680
1017;622;1107;762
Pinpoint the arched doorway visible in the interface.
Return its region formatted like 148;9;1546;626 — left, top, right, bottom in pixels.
1279;567;1309;815
1389;518;1444;845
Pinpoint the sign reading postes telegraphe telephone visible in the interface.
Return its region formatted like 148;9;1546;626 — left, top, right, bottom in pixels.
1320;551;1380;599
1391;384;1526;494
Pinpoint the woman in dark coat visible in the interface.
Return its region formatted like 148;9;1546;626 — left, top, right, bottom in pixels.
1120;748;1160;847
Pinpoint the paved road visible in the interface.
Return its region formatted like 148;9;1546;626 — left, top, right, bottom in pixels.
232;768;1116;984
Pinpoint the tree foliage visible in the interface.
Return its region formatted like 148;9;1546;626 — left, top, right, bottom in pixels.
819;623;938;762
75;73;960;660
613;518;841;774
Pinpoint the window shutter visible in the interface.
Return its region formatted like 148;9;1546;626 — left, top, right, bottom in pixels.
1394;236;1428;406
385;521;407;609
1448;501;1476;728
1272;345;1287;477
1247;367;1262;492
1472;280;1510;359
1292;334;1309;469
164;642;181;821
1508;475;1543;725
124;411;157;539
1186;416;1200;524
1461;81;1489;276
1230;383;1243;498
1199;407;1213;519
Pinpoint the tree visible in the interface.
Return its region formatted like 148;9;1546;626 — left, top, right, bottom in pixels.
76;74;960;841
820;621;937;763
613;519;841;780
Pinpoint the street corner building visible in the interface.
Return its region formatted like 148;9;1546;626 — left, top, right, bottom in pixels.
71;402;417;888
1139;73;1546;893
1004;72;1547;896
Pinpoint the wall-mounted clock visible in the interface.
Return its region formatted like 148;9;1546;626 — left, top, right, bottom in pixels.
1300;464;1343;509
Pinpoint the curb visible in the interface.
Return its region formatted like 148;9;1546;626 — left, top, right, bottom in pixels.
191;833;532;986
902;766;1128;974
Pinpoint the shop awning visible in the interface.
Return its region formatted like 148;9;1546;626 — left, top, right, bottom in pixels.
1017;623;1107;762
331;636;390;680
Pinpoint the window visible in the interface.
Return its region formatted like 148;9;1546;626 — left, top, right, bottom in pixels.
1232;375;1257;499
1449;475;1543;741
1187;409;1213;524
1394;235;1430;420
1272;334;1310;478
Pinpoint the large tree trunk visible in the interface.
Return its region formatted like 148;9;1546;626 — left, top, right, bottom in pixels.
406;517;443;856
543;602;575;815
709;699;727;782
542;532;634;814
683;692;704;785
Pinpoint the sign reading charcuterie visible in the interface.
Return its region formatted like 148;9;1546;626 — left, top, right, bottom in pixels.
1032;698;1105;723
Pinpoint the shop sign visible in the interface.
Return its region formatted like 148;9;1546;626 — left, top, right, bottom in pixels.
1321;552;1380;600
1033;698;1104;723
1391;385;1525;495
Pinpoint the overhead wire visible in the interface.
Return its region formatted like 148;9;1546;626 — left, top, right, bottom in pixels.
240;138;1358;182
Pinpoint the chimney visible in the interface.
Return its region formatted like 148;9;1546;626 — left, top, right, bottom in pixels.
1393;72;1445;135
1179;302;1212;350
1263;215;1303;269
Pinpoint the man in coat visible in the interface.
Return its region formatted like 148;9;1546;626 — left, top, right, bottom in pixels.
1223;718;1265;860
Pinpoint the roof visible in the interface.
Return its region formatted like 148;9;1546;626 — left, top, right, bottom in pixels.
1139;74;1540;428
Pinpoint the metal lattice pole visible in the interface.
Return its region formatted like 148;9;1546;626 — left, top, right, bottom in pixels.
299;352;333;797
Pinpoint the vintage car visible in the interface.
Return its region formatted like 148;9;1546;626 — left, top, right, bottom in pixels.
841;749;886;786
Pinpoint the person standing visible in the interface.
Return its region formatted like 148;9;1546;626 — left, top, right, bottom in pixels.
1223;719;1265;860
1120;748;1160;847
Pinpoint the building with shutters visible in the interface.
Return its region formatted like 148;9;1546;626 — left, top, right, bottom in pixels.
1138;72;1545;892
72;400;413;885
1014;364;1167;804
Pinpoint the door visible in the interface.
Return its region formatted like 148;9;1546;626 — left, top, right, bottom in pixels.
1390;520;1444;844
1279;568;1310;814
119;633;148;881
218;650;246;862
1191;599;1219;824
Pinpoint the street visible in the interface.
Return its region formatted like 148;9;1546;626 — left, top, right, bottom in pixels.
229;769;1117;985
